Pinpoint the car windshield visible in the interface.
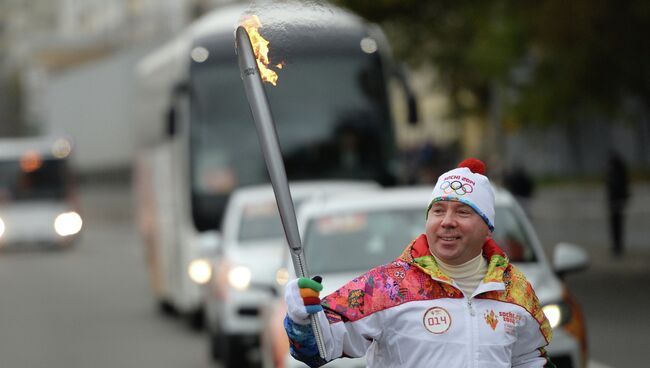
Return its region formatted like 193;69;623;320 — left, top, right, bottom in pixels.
304;208;424;275
237;201;285;242
492;205;537;263
304;204;536;275
237;198;311;243
0;158;68;201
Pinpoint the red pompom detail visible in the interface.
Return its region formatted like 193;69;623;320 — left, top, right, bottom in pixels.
457;158;486;175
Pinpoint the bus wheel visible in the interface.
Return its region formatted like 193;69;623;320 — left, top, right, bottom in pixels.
210;331;249;367
157;299;178;317
208;327;222;361
186;308;204;331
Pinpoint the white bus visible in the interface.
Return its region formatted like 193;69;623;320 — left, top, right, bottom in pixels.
133;1;417;325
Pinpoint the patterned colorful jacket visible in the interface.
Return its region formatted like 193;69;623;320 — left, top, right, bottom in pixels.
285;234;555;368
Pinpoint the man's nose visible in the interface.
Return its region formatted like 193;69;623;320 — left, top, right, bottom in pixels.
441;210;456;227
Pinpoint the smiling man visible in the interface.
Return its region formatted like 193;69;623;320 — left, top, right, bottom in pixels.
284;158;556;368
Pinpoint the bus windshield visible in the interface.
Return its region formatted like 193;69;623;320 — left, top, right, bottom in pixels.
189;50;395;230
0;159;68;201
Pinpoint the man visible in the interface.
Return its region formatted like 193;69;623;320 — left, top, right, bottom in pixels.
284;158;555;367
605;150;629;257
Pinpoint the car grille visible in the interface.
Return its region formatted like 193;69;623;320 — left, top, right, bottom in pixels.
551;355;573;368
238;307;259;317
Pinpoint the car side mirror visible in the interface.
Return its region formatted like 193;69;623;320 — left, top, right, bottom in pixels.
166;81;190;138
165;107;177;137
553;242;589;278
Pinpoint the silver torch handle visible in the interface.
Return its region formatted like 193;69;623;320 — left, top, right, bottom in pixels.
235;25;327;360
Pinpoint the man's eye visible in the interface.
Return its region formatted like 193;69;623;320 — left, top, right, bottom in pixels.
432;208;444;215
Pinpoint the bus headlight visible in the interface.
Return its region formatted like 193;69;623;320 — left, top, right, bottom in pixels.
188;258;212;284
0;217;5;238
227;266;252;291
543;302;571;329
54;211;83;236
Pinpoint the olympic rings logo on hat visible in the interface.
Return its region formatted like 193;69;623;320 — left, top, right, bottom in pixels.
440;180;474;196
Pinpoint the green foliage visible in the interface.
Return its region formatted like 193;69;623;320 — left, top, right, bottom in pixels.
334;0;650;126
0;70;26;137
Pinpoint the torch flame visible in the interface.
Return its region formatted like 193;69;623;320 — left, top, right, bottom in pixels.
241;15;280;86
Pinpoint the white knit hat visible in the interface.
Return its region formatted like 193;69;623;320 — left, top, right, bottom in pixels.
428;158;496;231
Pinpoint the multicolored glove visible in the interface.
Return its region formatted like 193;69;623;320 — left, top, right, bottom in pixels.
285;276;323;325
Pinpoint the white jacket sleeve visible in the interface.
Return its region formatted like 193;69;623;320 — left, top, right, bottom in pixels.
318;306;383;360
511;312;555;367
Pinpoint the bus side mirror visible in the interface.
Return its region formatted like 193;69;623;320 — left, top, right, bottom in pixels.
166;107;177;137
166;81;190;138
394;65;419;125
407;93;418;125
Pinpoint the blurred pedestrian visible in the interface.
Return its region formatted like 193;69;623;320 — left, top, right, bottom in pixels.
283;158;555;367
605;150;630;257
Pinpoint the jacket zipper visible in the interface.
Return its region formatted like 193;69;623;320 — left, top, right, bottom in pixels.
467;298;475;316
432;278;481;367
467;296;477;368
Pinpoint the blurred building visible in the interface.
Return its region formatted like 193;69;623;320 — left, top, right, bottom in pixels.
0;0;235;173
2;1;647;179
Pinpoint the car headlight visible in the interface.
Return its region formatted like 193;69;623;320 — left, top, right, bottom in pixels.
543;302;572;329
54;211;83;236
0;217;5;238
227;265;252;290
188;258;212;284
276;267;289;286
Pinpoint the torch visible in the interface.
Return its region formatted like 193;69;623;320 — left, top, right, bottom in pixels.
235;24;327;359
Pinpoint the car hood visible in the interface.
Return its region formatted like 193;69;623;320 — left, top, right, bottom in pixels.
0;201;70;218
225;240;287;281
0;201;73;240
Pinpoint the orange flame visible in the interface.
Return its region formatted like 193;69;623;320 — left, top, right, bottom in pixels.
484;310;499;331
241;15;280;86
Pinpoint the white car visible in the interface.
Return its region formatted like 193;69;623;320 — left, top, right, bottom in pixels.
203;181;380;367
261;187;588;368
0;136;82;250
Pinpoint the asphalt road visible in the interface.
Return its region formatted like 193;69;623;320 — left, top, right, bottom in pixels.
529;182;650;368
0;183;212;368
0;181;646;368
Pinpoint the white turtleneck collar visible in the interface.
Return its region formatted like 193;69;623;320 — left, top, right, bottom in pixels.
433;252;487;297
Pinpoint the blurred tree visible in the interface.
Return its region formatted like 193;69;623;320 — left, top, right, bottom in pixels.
0;70;25;137
334;0;650;126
